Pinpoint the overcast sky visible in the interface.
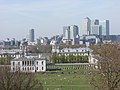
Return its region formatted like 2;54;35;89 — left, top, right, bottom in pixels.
0;0;120;40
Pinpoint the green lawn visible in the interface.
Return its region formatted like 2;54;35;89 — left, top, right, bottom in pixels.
36;73;94;90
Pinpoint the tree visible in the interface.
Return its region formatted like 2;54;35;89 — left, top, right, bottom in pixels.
90;44;120;90
0;67;43;90
60;55;65;63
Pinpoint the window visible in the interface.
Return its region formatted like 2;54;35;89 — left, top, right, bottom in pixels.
36;67;38;70
13;67;15;71
27;61;29;65
32;61;34;65
22;61;24;66
42;67;43;70
13;62;15;66
37;61;38;65
42;61;44;65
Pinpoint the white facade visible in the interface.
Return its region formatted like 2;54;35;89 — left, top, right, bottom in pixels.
11;57;46;72
0;49;23;58
59;47;91;56
100;20;109;35
82;17;91;35
29;29;35;42
63;25;79;45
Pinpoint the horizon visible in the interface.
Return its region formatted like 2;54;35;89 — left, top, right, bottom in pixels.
0;0;120;40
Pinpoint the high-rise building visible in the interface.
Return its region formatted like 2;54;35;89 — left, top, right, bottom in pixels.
63;26;70;40
82;17;91;35
70;25;80;45
91;19;101;33
62;25;79;45
91;25;99;35
91;19;102;39
100;20;109;35
29;29;35;42
63;26;71;45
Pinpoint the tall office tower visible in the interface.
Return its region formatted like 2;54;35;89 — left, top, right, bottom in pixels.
82;17;91;35
100;20;109;35
63;26;70;39
91;19;102;37
70;25;80;45
91;25;100;35
91;25;102;38
63;26;71;45
29;29;35;42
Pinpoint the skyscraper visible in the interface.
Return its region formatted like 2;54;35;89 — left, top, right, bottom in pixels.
63;26;70;39
100;20;109;35
29;29;35;42
70;25;79;45
63;26;71;45
82;17;91;35
63;25;79;45
91;19;102;37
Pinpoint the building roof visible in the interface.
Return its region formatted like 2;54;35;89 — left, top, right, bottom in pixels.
0;49;22;55
59;47;92;53
12;56;46;61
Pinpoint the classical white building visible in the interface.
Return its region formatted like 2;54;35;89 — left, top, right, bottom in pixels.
11;56;46;72
51;45;98;64
59;47;91;56
0;49;23;58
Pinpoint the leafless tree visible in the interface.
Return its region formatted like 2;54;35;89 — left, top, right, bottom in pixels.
90;44;120;90
0;67;43;90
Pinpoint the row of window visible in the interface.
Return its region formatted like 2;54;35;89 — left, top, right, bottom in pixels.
58;53;89;56
0;54;22;57
61;49;88;52
12;66;44;71
36;61;44;65
22;67;34;71
12;61;44;66
22;61;34;66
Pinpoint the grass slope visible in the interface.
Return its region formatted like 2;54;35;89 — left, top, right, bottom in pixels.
36;73;93;90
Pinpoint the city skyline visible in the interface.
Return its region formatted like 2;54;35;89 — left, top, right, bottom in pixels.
0;0;120;39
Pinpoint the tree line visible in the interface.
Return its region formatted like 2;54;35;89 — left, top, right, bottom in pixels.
50;53;89;63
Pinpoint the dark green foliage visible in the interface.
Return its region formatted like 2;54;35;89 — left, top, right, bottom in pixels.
50;54;89;63
0;56;12;65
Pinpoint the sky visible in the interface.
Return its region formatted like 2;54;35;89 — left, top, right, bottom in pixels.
0;0;120;40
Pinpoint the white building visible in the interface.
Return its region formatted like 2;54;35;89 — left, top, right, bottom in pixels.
29;29;35;42
82;17;91;35
62;25;80;45
0;49;23;58
59;47;92;56
11;56;46;72
100;20;109;35
51;45;99;64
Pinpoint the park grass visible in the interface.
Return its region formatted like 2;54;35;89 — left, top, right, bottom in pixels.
35;73;94;90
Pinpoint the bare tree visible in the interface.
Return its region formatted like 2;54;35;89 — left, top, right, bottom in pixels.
90;44;120;90
0;67;43;90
